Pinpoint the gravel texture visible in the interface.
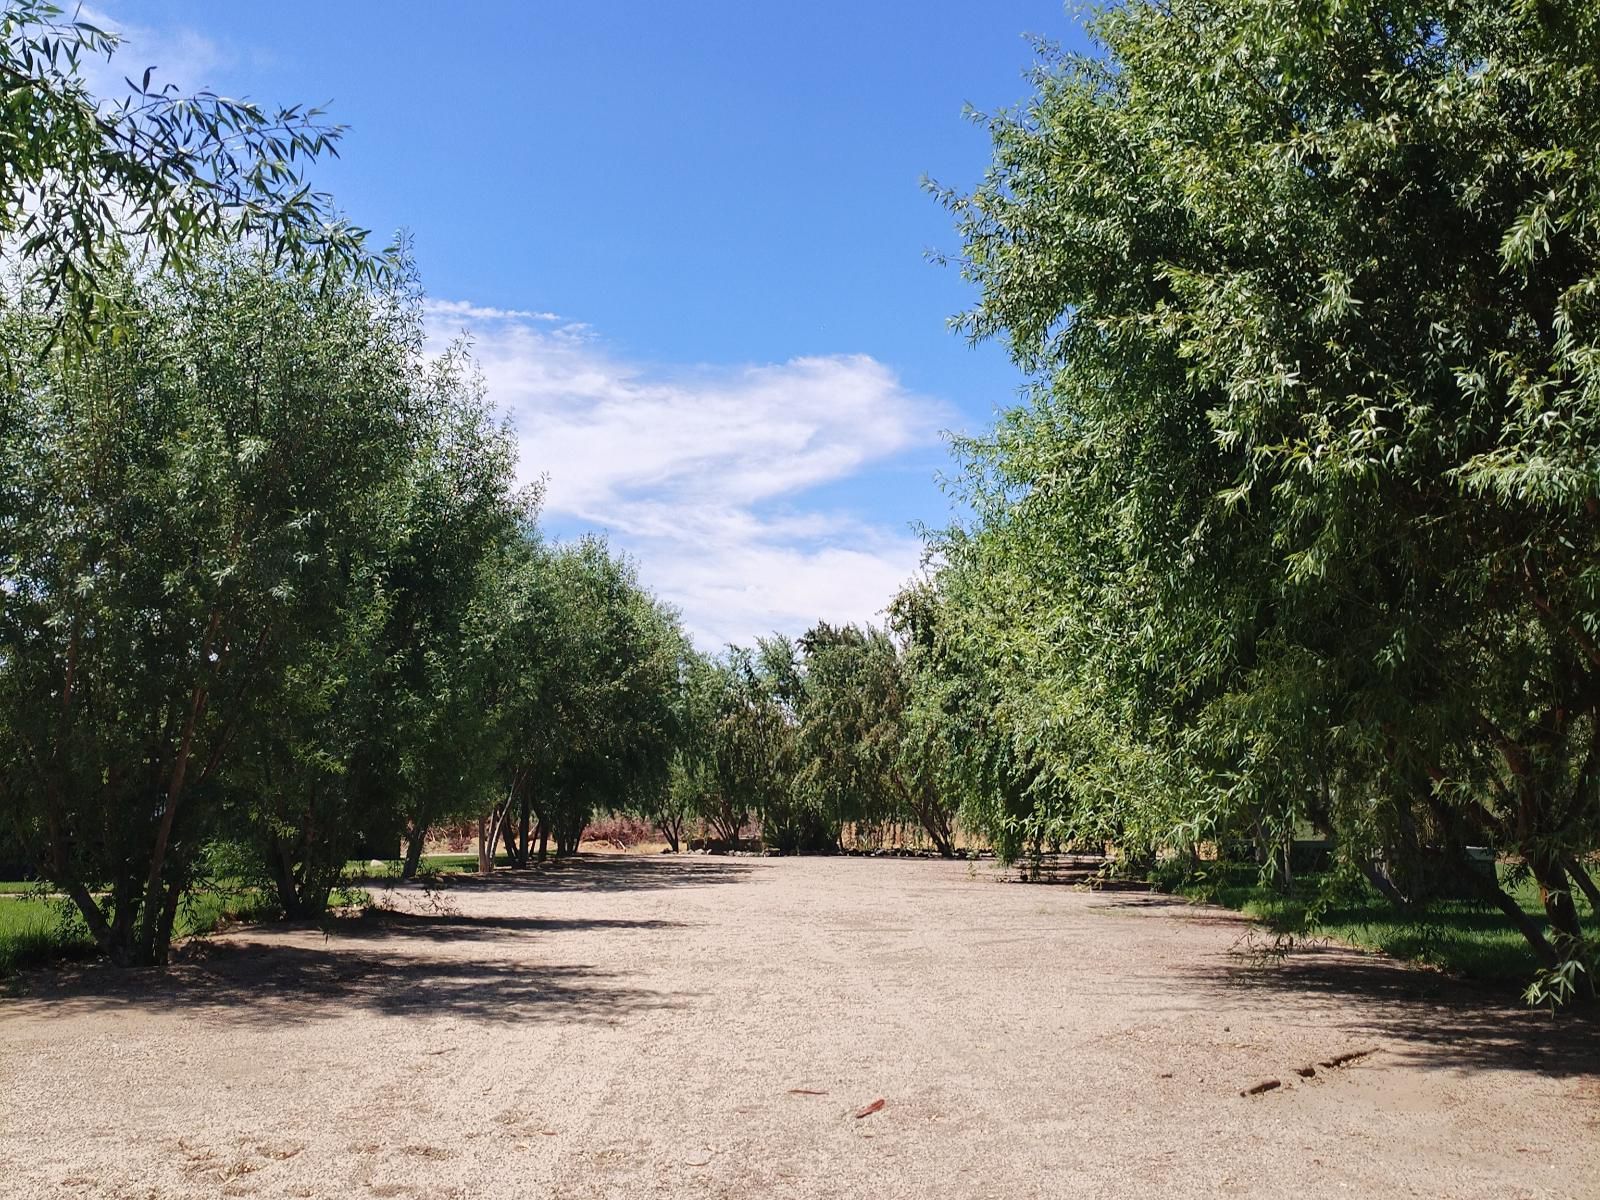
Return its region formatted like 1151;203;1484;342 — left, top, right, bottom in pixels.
1;852;1596;1199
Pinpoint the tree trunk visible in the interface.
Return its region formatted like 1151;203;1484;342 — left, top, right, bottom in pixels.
1357;857;1415;916
266;844;303;919
1532;856;1585;946
401;823;428;880
107;876;138;966
1563;857;1600;920
556;818;585;858
517;799;532;868
1422;788;1566;973
153;876;184;965
477;814;490;875
499;803;519;864
920;804;955;858
1530;855;1597;1004
536;820;550;863
658;815;681;852
64;880;121;964
1475;868;1561;969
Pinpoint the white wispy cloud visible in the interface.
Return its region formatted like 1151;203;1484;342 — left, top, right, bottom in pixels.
425;304;948;648
424;299;562;323
77;5;232;99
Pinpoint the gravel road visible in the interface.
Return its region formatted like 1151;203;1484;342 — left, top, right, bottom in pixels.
1;853;1595;1199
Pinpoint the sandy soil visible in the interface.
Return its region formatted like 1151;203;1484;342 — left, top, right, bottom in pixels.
1;854;1596;1199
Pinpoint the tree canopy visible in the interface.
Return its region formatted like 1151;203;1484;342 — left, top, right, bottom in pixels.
925;0;1600;1002
4;0;1597;1011
0;0;385;327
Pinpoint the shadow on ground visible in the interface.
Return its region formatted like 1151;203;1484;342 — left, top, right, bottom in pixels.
374;852;755;895
7;856;742;1023
1184;943;1599;1079
13;931;681;1027
329;909;688;943
1085;894;1206;911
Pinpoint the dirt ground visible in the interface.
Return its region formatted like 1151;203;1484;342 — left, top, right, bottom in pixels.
1;855;1596;1200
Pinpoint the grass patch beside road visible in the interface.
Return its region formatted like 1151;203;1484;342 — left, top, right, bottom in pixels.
345;853;513;882
0;882;342;978
0;847;512;976
0;897;96;975
1168;863;1575;984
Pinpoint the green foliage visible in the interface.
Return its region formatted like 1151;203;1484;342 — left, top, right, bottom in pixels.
0;232;690;955
0;0;388;330
930;0;1600;999
704;641;799;848
498;538;686;860
0;895;95;975
0;248;423;962
1167;862;1577;985
230;368;529;915
794;618;958;855
0;1;695;967
664;619;965;857
0;864;283;979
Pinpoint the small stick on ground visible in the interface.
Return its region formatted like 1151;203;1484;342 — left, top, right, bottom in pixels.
1240;1079;1281;1096
1318;1048;1377;1069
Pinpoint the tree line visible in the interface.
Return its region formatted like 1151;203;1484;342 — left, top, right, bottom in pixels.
0;241;707;963
5;0;1600;1006
0;6;697;965
916;0;1600;1005
644;615;959;859
0;3;962;968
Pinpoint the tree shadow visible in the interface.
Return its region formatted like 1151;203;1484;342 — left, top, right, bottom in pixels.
327;909;689;943
381;853;755;896
1085;894;1204;911
1183;943;1599;1079
7;856;741;1025
12;930;683;1027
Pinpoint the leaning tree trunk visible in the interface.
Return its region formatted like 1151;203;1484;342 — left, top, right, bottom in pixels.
401;823;428;880
517;799;532;868
1565;857;1600;919
1421;786;1568;973
499;803;519;864
1530;854;1593;984
1357;857;1416;916
1508;754;1598;1003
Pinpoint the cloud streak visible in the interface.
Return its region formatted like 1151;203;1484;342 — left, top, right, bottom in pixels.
425;304;947;648
78;5;232;99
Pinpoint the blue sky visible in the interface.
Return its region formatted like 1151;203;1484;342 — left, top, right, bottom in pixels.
91;2;1092;646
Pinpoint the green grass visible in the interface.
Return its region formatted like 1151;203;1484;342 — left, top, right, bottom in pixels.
344;852;513;882
1171;863;1585;984
0;849;499;976
0;896;96;975
0;880;355;978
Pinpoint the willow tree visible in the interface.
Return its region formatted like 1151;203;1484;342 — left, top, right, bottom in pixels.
494;539;684;863
936;0;1600;998
0;0;383;325
0;252;420;964
237;345;530;911
794;621;958;856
